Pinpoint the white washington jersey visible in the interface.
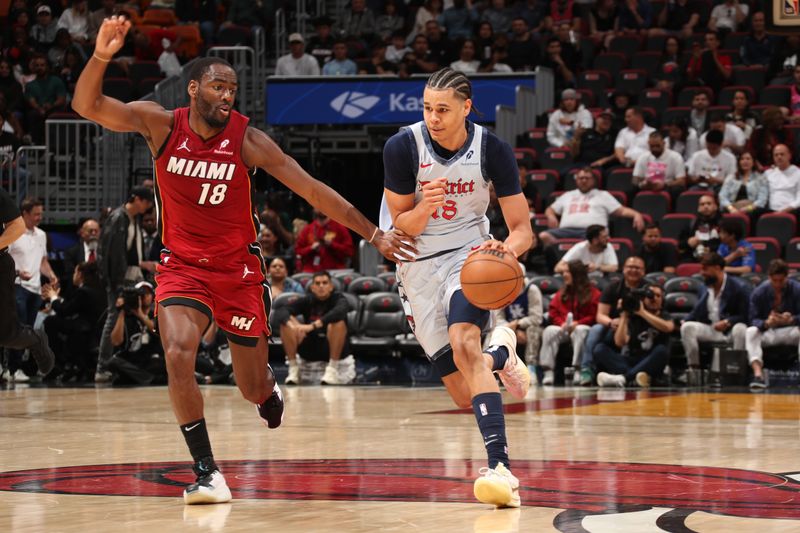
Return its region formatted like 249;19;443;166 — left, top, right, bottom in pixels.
383;120;521;259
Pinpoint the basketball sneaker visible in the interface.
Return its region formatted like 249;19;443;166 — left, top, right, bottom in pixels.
473;463;521;508
183;459;231;505
597;372;626;388
256;382;284;429
490;327;530;399
321;363;341;385
285;362;299;385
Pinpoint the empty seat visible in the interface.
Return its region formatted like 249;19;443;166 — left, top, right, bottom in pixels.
615;69;648;96
610;238;634;266
521;128;549;154
644;271;676;287
606;168;636;200
760;85;790;107
609;35;642;56
577;70;612;94
639;89;671;117
675;263;702;277
102;61;127;79
377;271;398;292
665;292;698;321
631;51;662;79
786;237;800;266
291;272;314;287
347;276;388;296
513;147;537;169
665;276;705;295
529;275;563;296
632;191;671;223
333;271;361;291
732;65;767;94
527;169;559;210
645;35;666;51
593;53;627;73
349;292;405;356
541;147;573;174
610;215;643;248
746;237;782;273
136;77;162;98
723;32;748;51
658;213;697;240
741;271;767;288
756;212;796;247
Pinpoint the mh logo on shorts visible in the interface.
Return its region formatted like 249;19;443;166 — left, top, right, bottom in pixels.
330;91;380;119
231;315;256;331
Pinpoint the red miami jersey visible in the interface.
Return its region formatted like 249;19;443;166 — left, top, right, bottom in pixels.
153;107;257;260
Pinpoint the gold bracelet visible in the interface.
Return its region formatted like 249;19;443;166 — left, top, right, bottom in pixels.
93;53;111;63
368;227;380;243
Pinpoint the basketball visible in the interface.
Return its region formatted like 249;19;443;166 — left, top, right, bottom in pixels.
460;248;524;310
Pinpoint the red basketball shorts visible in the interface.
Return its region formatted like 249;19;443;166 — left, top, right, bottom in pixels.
155;245;272;346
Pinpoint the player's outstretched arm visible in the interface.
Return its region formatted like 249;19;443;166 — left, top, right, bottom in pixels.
243;127;417;262
72;16;170;142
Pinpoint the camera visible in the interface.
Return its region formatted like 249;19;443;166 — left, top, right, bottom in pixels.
622;287;654;313
120;286;141;312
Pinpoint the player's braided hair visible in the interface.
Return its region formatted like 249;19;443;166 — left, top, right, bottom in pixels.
426;68;473;101
188;57;234;82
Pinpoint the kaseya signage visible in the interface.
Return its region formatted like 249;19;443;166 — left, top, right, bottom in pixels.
265;74;536;125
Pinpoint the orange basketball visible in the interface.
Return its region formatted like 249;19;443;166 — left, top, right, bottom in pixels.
460;249;524;310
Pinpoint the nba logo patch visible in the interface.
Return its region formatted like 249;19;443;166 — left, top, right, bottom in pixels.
786;0;799;15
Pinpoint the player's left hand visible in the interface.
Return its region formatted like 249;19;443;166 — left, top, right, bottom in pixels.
468;239;514;257
373;228;418;263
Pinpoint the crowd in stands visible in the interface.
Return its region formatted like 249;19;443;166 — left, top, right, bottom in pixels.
5;0;800;390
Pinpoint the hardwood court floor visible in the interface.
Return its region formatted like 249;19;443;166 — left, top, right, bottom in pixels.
1;384;800;532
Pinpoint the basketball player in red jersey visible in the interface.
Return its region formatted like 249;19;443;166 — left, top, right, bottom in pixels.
73;16;415;505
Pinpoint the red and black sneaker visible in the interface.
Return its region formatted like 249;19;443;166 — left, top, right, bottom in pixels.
256;383;284;429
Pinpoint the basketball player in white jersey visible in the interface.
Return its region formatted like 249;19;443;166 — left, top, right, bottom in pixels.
383;68;533;508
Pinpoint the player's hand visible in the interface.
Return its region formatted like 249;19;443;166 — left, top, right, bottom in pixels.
94;15;132;60
421;177;447;214
372;228;418;263
468;239;516;258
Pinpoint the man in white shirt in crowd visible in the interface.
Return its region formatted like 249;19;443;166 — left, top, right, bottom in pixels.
764;144;800;213
275;33;321;76
555;224;618;274
540;167;645;246
699;113;746;154
9;197;57;326
709;0;749;32
546;88;594;148
614;107;656;167
633;131;687;197
686;129;736;190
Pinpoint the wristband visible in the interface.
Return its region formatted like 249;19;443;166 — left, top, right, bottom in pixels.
368;227;380;243
93;53;111;63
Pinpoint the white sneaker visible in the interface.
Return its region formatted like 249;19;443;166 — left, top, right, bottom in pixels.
572;368;582;386
490;327;529;399
183;470;232;505
473;463;521;508
597;372;626;388
94;370;113;383
321;363;341;385
542;369;554;386
285;363;299;385
12;369;30;383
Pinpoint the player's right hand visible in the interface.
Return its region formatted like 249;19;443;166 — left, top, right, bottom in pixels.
95;15;132;59
421;177;447;214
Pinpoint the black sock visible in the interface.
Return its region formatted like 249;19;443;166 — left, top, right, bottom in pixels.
484;345;509;371
180;418;215;467
471;392;509;469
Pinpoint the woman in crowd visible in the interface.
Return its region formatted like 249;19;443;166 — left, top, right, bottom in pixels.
268;257;304;298
719;150;769;221
537;260;600;386
665;118;699;161
450;39;480;74
725;90;758;141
